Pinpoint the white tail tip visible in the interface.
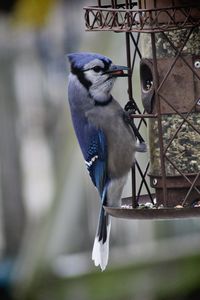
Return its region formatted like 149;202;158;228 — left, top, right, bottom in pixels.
92;222;111;271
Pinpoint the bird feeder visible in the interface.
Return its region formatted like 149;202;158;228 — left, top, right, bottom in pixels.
84;0;200;219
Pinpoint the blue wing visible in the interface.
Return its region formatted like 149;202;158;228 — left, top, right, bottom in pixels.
85;128;108;197
71;114;109;199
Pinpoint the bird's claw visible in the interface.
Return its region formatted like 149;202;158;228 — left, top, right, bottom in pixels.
124;100;137;113
123;110;132;123
123;111;147;150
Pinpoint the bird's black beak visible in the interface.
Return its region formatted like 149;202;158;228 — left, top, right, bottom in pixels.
103;65;129;77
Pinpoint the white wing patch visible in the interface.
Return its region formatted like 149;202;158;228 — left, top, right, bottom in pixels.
85;155;98;168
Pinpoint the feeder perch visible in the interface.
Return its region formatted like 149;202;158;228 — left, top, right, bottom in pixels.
83;0;200;219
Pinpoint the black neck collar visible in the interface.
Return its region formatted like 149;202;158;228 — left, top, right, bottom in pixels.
94;96;113;106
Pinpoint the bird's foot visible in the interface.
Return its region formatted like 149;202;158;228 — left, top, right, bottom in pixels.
123;110;133;124
124;100;137;113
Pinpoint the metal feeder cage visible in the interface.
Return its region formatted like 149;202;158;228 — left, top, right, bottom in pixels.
83;0;200;220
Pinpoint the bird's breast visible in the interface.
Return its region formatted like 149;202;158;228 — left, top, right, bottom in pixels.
106;120;136;178
85;100;136;178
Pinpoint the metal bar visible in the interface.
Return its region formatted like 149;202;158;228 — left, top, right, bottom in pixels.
150;29;168;206
129;31;147;128
84;6;200;33
130;113;157;118
111;0;115;8
125;0;129;8
126;26;153;207
138;0;142;9
182;172;200;206
136;161;154;204
131;167;137;208
128;120;145;143
125;29;151;207
85;26;199;34
128;35;147;128
127;28;153;206
126;32;137;208
130;32;142;60
84;5;200;13
137;109;147;130
131;33;141;72
165;156;200;195
126;32;134;100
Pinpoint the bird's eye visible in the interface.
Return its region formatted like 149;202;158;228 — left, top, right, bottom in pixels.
93;66;102;73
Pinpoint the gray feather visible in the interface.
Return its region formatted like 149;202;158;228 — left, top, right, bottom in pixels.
85;98;136;178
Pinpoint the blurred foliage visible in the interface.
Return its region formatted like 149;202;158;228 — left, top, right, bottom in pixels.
16;253;200;300
13;0;55;27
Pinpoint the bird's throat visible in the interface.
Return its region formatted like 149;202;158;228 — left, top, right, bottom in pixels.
94;96;113;106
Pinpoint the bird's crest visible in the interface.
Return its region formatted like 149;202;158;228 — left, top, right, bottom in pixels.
67;52;112;70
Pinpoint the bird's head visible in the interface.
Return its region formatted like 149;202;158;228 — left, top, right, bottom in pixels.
68;52;128;104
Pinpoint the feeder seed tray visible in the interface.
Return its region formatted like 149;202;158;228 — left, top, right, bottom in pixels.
104;196;200;220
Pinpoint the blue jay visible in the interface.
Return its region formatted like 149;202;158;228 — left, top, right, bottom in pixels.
67;52;145;270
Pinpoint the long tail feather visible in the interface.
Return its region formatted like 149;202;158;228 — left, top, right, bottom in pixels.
92;208;111;271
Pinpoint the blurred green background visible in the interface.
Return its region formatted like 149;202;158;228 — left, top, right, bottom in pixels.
1;1;200;300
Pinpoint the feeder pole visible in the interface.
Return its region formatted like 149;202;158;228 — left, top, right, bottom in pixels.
125;32;138;208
